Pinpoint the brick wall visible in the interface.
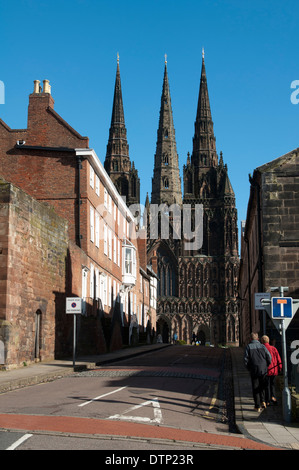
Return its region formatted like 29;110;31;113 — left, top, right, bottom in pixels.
0;177;69;368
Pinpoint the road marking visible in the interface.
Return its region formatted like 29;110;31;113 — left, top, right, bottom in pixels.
204;383;218;419
108;398;163;424
78;386;127;408
6;433;33;450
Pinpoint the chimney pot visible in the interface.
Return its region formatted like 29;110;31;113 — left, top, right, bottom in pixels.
43;79;51;94
33;80;40;94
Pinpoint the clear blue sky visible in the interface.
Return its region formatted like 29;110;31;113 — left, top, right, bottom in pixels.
1;0;299;235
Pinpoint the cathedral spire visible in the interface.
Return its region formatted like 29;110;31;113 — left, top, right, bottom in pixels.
151;58;182;206
192;51;218;170
104;55;140;206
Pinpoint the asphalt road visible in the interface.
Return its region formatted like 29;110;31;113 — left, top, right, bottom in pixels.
0;345;270;451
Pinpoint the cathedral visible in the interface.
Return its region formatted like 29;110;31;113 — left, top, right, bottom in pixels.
105;52;240;346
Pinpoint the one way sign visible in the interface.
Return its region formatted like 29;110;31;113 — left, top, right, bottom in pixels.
272;297;293;319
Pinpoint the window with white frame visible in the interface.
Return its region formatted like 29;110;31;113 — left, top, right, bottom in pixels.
95;268;100;299
108;277;111;307
108;229;112;259
90;165;94;189
82;266;89;315
118;240;120;266
113;280;116;306
100;273;107;307
122;239;137;287
95;212;100;248
104;188;108;208
104;225;108;255
113;235;117;264
95;174;100;196
90;206;94;243
90;264;94;299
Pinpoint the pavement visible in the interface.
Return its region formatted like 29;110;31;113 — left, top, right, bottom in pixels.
0;343;298;450
231;347;299;450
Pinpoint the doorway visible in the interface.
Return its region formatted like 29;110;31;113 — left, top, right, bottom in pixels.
197;330;206;345
34;310;42;360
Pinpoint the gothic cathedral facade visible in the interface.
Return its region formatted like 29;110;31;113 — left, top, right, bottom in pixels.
105;54;240;346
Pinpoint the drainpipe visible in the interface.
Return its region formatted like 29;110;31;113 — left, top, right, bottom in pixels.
249;174;264;333
244;235;253;335
77;155;82;248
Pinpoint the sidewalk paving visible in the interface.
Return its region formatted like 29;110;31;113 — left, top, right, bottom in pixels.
0;343;298;449
231;347;299;450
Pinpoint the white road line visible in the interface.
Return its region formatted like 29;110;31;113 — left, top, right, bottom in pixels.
6;433;33;450
78;386;127;408
108;398;163;424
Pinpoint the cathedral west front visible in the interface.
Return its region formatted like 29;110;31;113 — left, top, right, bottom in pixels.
105;52;240;347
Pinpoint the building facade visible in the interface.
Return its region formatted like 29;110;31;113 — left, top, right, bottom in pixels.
147;55;240;346
0;78;156;368
239;149;299;346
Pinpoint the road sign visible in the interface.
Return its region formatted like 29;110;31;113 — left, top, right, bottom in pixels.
66;297;82;314
255;292;271;310
271;297;293;319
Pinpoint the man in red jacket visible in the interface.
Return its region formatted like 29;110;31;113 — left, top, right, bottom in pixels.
261;335;282;405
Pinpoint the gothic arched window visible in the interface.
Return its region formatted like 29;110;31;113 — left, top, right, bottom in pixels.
156;248;177;297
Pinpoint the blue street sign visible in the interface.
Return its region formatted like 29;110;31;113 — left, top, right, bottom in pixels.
271;297;293;319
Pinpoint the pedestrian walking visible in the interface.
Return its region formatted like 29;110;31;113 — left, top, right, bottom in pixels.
261;335;282;405
192;333;197;345
173;332;178;344
244;332;272;411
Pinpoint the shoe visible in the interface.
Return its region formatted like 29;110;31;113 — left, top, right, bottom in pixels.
254;406;262;412
271;398;278;405
261;402;267;408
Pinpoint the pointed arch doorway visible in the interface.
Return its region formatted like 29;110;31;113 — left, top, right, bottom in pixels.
197;330;206;346
157;317;170;343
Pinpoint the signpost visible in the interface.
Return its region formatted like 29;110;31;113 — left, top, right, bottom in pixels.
261;287;299;423
66;298;82;368
255;292;271;334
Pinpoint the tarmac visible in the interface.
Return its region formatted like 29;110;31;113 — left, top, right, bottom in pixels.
0;343;299;450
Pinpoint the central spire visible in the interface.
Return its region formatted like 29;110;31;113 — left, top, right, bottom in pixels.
151;58;182;206
192;51;218;170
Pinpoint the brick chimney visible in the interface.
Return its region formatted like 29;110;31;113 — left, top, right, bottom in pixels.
27;79;55;145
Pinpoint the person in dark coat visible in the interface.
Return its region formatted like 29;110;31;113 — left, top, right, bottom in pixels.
261;335;282;405
244;332;272;411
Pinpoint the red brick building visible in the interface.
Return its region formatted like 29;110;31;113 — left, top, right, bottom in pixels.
0;79;157;368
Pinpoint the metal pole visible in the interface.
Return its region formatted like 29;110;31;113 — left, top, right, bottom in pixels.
281;319;291;422
279;286;291;423
73;314;76;369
